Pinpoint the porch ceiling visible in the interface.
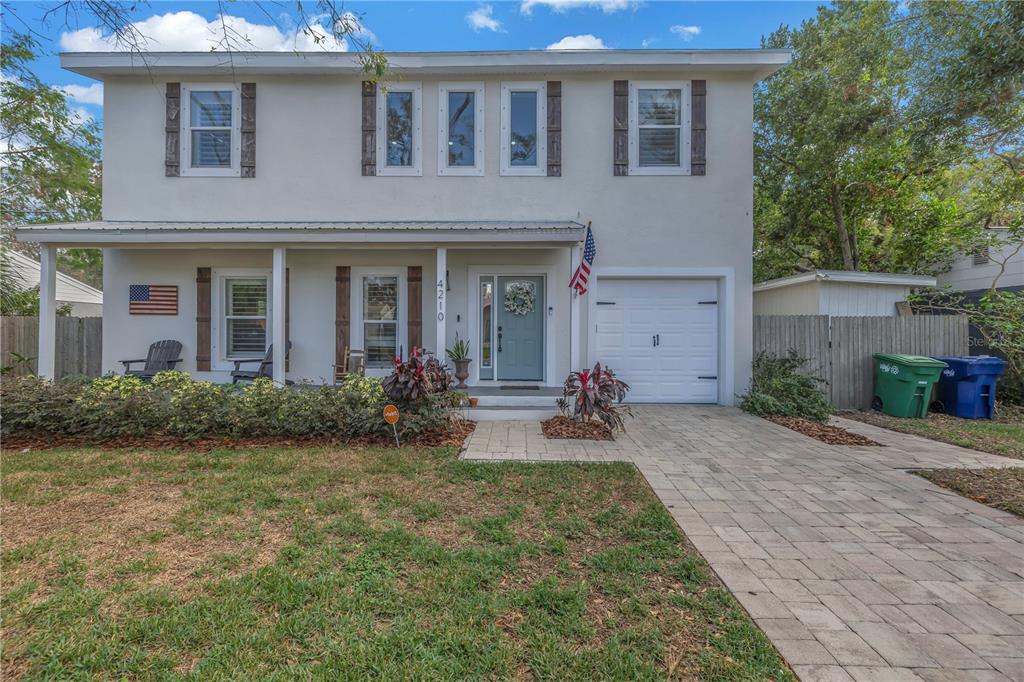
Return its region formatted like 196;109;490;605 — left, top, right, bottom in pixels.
13;220;587;246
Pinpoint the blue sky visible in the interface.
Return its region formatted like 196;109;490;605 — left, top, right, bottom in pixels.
4;0;821;123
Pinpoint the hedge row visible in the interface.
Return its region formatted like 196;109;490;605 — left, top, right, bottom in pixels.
1;372;454;441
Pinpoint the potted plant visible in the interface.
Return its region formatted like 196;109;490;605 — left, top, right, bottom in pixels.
446;334;472;389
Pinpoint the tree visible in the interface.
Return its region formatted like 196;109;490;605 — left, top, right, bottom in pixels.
754;1;1023;282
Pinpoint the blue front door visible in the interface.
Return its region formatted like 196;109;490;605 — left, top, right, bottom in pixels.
496;276;544;381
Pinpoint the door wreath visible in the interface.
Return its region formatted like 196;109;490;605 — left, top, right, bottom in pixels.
504;281;536;316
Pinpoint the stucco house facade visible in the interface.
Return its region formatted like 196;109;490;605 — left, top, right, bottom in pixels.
16;49;788;405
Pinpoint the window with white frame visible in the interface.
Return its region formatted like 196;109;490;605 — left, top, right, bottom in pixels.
629;81;691;175
223;276;269;358
438;82;485;176
351;269;406;374
181;84;241;177
500;82;547;176
376;83;422;176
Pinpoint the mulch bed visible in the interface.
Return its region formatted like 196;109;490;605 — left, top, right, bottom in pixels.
915;467;1024;518
541;416;613;441
1;420;476;453
764;415;882;446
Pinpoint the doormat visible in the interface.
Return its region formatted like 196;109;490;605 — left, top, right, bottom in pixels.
501;385;540;390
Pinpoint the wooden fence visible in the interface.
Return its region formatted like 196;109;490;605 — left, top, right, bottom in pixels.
0;316;103;378
754;315;969;409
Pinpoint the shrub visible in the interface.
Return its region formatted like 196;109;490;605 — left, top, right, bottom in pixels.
558;363;632;433
739;351;832;422
382;348;453;402
0;370;457;442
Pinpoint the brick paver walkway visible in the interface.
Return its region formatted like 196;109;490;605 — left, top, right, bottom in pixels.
462;407;1024;682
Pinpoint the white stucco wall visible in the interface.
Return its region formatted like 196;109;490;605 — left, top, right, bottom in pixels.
102;247;573;384
98;69;757;397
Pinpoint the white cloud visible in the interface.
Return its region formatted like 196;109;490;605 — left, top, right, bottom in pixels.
60;83;104;106
59;10;373;52
669;24;701;41
522;0;634;14
545;34;609;50
466;4;503;32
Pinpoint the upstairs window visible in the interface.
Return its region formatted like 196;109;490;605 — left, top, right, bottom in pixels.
629;81;691;175
500;82;547;176
438;82;485;176
181;84;240;177
376;83;422;176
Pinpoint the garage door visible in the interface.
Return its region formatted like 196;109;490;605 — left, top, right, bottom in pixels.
593;278;719;403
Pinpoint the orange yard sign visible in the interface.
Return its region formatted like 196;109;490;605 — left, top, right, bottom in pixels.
383;404;400;446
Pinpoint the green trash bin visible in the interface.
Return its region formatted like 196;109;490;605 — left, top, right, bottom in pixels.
871;354;948;418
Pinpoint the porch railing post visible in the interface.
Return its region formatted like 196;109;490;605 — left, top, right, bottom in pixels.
38;244;57;379
272;247;287;385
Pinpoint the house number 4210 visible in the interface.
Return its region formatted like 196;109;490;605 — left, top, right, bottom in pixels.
436;279;445;321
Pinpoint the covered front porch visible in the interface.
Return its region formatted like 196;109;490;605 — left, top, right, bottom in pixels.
20;221;587;387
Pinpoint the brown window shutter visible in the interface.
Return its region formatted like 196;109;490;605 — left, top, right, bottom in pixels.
407;266;422;352
546;81;561;177
613;80;628;176
196;267;211;370
691;80;706;176
361;81;377;176
335;266;351;369
284;268;290;371
165;83;181;177
240;83;256;178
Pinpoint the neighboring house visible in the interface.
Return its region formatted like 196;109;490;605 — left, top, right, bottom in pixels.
5;250;103;316
753;271;936;317
937;229;1023;295
15;49;789;404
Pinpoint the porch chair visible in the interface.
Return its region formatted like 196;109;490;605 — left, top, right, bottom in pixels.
120;340;183;380
231;342;292;384
333;347;366;385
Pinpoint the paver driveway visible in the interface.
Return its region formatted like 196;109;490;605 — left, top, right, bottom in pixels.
462;407;1024;682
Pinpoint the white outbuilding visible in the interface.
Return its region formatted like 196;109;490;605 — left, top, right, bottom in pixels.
753;271;936;317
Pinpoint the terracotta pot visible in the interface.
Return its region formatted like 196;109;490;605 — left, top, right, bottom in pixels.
454;358;471;389
468;397;479;408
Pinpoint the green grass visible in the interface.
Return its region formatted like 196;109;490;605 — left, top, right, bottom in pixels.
1;444;792;681
843;408;1024;459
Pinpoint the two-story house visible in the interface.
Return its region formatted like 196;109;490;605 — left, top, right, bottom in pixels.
17;49;788;405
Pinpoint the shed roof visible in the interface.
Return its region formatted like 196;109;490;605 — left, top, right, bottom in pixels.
754;270;937;292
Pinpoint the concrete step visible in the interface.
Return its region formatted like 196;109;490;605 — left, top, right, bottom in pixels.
466;405;557;421
471;393;561;407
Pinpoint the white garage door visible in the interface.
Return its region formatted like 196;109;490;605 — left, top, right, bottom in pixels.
594;278;719;403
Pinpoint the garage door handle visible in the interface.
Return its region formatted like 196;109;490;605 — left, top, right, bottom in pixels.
698;376;717;380
698;300;718;305
596;301;615;305
652;335;657;347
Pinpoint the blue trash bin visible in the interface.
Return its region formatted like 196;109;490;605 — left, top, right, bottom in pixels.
931;356;1007;419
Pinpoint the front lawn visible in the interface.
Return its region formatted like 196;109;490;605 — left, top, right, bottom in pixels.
1;444;791;680
841;406;1024;460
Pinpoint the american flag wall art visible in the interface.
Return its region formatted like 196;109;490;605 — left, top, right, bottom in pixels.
569;223;596;295
129;284;178;315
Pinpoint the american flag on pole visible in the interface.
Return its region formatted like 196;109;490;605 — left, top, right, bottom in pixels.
569;223;596;295
129;284;178;315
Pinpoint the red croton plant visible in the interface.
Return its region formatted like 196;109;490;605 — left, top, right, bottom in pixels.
559;362;631;432
382;347;453;402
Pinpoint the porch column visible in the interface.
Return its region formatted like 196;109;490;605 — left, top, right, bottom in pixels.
37;244;57;379
569;243;582;371
435;247;447;356
272;247;287;385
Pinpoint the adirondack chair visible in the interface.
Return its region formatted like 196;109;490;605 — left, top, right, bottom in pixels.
120;340;183;380
230;342;292;384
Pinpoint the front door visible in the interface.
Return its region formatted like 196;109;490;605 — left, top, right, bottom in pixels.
496;276;544;381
